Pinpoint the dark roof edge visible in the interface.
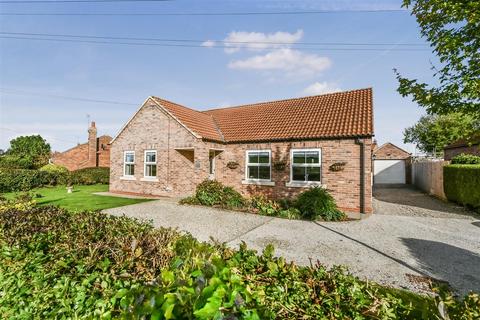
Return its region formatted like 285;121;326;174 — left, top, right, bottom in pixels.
202;134;373;145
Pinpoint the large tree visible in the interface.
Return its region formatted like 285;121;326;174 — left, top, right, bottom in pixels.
395;0;479;115
403;113;479;154
2;135;51;169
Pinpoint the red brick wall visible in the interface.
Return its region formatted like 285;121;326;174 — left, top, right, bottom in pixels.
51;125;111;171
51;144;89;171
373;143;410;160
97;136;111;168
110;98;373;213
444;145;480;161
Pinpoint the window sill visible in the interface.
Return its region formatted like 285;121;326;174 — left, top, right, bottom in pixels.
120;176;136;181
285;181;326;188
141;177;159;182
241;180;275;186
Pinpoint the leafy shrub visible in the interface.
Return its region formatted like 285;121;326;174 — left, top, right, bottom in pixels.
195;179;225;206
444;164;480;211
295;187;346;221
0;206;180;319
0;193;36;212
0;154;34;169
178;195;200;205
0;206;478;319
451;153;480;164
194;179;245;209
222;186;246;208
0;168;59;192
249;195;282;216
69;167;110;185
39;163;69;174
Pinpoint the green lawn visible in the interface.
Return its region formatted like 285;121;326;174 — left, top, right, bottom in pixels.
3;184;152;211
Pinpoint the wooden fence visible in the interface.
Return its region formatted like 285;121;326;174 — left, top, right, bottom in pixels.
411;159;449;200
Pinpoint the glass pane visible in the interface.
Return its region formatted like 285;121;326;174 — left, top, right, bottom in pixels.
258;152;269;164
248;166;259;179
259;166;270;180
125;164;134;176
292;166;306;181
146;152;156;163
146;164;157;177
248;153;259;164
307;167;321;182
125;153;134;163
306;151;319;164
293;152;305;164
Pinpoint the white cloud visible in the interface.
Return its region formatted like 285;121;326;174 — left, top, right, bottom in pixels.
204;30;304;54
228;49;331;78
302;81;341;95
201;40;216;48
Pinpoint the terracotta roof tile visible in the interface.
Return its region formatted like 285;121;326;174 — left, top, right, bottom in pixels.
152;88;373;143
151;97;224;142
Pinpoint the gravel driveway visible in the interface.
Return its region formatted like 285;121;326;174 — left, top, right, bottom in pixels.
104;187;480;295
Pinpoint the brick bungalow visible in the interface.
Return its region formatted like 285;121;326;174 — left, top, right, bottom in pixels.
109;88;374;213
51;122;111;171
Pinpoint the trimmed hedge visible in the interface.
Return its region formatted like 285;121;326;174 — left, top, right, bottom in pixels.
69;167;110;185
0;167;110;193
0;169;59;193
450;153;480;164
444;164;480;211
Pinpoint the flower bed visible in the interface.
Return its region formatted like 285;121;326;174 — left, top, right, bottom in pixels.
180;179;346;221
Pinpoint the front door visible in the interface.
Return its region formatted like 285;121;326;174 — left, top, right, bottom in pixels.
209;151;216;180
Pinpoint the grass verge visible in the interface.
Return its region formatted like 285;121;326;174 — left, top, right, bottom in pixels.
2;184;151;211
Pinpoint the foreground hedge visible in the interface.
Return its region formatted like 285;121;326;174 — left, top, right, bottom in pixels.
444;164;480;211
1;205;478;319
0;167;110;192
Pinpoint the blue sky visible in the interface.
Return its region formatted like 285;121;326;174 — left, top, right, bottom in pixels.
0;0;436;153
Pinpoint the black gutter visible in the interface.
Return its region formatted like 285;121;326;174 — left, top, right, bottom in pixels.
355;138;366;213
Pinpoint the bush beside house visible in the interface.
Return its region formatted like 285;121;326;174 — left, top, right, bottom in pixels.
444;164;480;212
180;179;345;221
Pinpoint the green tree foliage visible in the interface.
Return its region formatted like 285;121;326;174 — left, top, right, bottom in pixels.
1;135;51;169
403;113;479;153
395;0;480;115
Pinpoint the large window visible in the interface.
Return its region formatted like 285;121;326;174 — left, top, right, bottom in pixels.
144;150;157;178
246;150;271;180
290;149;321;182
124;151;135;176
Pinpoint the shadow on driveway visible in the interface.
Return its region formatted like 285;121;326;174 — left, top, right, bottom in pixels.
401;238;480;294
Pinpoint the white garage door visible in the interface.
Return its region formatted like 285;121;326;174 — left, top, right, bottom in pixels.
374;160;406;184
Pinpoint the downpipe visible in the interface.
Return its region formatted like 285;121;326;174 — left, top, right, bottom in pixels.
355;138;366;214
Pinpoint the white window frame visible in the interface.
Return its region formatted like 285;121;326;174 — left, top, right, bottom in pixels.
143;150;157;178
123;151;135;178
288;148;323;186
244;149;272;183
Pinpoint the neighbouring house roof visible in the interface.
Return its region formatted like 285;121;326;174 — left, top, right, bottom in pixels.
373;142;411;160
123;88;373;144
444;133;480;150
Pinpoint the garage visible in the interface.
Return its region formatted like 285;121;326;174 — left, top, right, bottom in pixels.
374;160;406;184
372;142;411;185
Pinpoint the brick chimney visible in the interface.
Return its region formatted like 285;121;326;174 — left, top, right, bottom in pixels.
88;121;97;167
